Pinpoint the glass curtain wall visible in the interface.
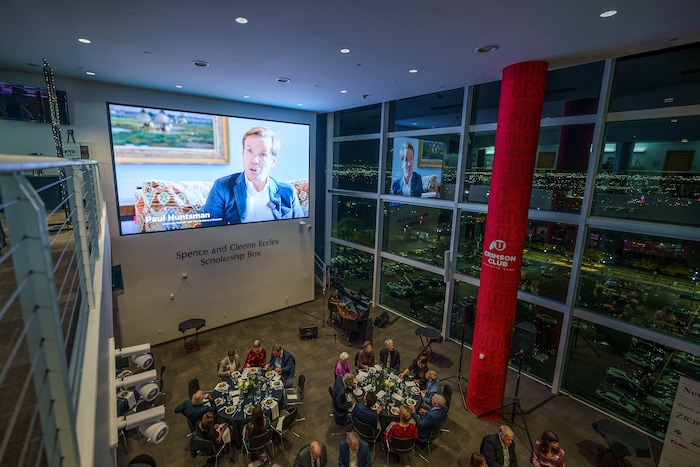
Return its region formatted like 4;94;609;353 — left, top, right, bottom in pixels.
326;42;700;439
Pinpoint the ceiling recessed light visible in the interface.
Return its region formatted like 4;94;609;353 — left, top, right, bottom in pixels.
276;77;290;83
297;103;303;107
175;85;183;89
475;44;499;53
340;90;348;94
192;60;210;67
600;10;617;18
78;38;91;44
85;71;96;76
409;69;418;74
235;17;248;24
340;48;350;54
243;95;250;99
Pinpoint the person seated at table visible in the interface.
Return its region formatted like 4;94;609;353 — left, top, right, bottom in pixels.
332;373;356;426
175;389;217;426
532;430;565;467
356;341;375;371
353;391;382;430
410;393;447;445
399;355;429;387
265;343;296;388
379;338;401;372
244;340;267;368
294;439;328;467
335;352;352;379
243;405;271;449
218;348;241;380
384;405;418;443
422;370;441;407
195;411;231;452
470;452;487;467
339;431;372;467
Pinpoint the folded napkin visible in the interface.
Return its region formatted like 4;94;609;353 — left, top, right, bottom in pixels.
229;389;241;396
392;393;404;403
363;384;373;392
376;390;386;399
405;380;417;387
273;374;281;381
231;396;240;406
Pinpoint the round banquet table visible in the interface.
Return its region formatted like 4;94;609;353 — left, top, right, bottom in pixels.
210;368;286;448
352;365;423;423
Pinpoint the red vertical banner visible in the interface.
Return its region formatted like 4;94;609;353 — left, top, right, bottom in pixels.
466;61;548;418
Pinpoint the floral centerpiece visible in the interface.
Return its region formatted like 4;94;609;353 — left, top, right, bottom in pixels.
238;378;252;394
382;379;395;390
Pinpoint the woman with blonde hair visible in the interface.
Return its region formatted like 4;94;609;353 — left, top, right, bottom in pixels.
384;405;418;443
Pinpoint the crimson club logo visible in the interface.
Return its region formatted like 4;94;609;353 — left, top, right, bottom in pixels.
484;239;517;270
489;239;507;251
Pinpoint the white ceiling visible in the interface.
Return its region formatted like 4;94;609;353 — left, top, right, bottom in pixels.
2;0;699;113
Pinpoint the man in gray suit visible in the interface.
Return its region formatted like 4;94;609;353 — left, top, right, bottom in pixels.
294;440;328;467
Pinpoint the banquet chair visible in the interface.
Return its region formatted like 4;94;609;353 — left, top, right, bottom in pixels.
386;436;416;466
328;386;351;436
442;383;453;411
352;417;381;457
190;435;226;467
417;423;446;463
187;378;200;399
242;430;274;464
272;407;300;445
285;374;306;421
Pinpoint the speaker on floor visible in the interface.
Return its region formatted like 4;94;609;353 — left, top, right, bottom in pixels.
456;300;476;324
299;325;318;339
511;321;537;357
374;311;390;328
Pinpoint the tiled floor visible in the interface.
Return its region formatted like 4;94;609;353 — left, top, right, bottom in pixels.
116;290;661;466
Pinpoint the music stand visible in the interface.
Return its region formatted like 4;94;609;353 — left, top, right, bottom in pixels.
440;301;473;410
477;350;533;450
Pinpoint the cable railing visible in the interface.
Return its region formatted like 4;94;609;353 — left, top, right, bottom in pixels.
0;154;105;467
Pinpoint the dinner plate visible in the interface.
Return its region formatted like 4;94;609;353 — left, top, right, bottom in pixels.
245;406;254;415
265;370;275;378
353;388;363;397
249;367;258;374
391;406;400;415
215;382;229;391
231;371;241;379
214;397;224;406
225;406;235;414
410;386;421;395
271;380;283;388
369;367;377;374
406;398;416;406
263;398;275;407
371;404;379;411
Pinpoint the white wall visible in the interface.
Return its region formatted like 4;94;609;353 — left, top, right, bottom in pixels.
0;69;317;346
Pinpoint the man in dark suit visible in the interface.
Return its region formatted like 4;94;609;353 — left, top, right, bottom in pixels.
294;439;328;467
265;343;296;388
339;431;372;467
378;338;401;372
410;393;448;445
481;425;518;467
332;373;356;426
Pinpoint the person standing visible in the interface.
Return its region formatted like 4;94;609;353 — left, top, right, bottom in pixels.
532;430;565;467
338;431;372;467
481;425;518;467
294;440;328;467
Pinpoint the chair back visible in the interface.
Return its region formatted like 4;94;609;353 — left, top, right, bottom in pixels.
191;435;216;457
379;413;399;433
443;383;453;410
429;423;442;441
187;378;200;399
281;407;298;431
352;417;378;442
297;374;306;397
328;386;334;409
248;430;272;452
354;351;360;369
389;436;415;453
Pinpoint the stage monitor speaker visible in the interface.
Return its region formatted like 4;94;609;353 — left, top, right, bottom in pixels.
511;321;537;357
299;325;318;339
374;311;390;328
456;300;475;324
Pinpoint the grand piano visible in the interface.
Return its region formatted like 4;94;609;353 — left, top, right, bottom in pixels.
328;284;371;344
